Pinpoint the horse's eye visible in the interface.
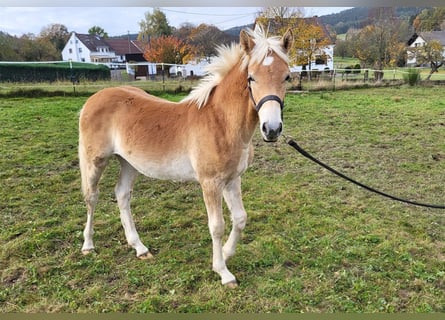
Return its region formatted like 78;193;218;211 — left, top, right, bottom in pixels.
285;74;291;82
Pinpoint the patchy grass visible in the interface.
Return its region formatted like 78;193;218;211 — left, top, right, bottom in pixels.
0;86;444;312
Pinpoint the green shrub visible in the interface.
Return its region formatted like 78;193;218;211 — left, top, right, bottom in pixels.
0;62;110;82
403;68;420;86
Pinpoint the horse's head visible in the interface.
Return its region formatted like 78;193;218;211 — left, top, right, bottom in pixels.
240;27;293;142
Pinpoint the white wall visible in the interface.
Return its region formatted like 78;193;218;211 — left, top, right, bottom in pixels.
61;33;92;63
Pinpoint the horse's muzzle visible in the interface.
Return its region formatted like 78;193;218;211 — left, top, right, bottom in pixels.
262;121;283;142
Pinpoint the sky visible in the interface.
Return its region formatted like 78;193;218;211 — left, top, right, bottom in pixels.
0;7;351;37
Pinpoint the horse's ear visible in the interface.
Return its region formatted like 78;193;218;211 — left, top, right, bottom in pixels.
281;28;294;53
240;29;255;54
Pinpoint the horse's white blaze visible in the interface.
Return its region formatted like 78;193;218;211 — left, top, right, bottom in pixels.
258;102;283;138
262;56;274;66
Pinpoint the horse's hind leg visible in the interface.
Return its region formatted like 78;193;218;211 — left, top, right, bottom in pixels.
79;150;109;255
222;176;247;262
115;156;152;259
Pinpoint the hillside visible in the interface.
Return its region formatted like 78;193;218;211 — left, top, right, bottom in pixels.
319;7;428;34
224;8;427;37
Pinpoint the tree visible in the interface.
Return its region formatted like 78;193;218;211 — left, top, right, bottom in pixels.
143;35;195;65
188;24;230;60
0;32;21;61
39;23;70;52
256;7;304;20
410;40;444;80
88;26;108;38
138;8;172;43
18;33;60;61
173;23;234;61
413;8;445;31
350;8;408;81
292;18;332;78
256;8;331;80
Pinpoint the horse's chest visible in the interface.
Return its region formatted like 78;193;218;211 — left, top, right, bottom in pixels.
235;145;252;175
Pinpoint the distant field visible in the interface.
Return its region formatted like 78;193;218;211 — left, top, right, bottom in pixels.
1;86;444;312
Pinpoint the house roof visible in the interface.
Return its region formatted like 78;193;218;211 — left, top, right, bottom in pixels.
255;16;335;44
74;33;144;55
407;31;445;46
104;39;144;55
75;33;109;51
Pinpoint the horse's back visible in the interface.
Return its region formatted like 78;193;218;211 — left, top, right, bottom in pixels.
80;86;179;132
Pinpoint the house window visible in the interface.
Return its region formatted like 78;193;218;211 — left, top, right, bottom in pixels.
69;48;72;54
79;48;82;53
315;55;327;65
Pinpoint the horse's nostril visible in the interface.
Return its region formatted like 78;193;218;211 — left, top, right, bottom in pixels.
262;122;268;134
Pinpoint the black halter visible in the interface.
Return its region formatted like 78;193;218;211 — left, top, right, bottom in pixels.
247;78;285;113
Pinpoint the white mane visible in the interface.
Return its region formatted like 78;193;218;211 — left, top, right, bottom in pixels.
182;26;289;109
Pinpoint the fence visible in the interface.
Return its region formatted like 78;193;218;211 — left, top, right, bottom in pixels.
1;60;444;96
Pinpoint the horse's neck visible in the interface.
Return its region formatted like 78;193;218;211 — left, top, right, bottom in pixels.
211;64;258;144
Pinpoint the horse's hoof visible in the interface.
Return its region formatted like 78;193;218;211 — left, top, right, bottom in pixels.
137;251;154;260
224;280;239;289
81;249;94;255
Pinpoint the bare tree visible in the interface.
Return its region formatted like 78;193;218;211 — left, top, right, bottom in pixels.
257;7;304;19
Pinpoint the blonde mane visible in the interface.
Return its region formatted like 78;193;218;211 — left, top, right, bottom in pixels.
182;26;289;109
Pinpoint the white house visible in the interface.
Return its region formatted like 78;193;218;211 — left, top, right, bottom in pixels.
407;31;445;66
62;32;145;65
169;58;211;78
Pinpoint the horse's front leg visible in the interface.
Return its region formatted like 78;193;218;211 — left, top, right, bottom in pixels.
222;176;247;262
201;179;238;287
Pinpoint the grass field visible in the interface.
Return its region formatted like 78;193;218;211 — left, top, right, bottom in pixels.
1;85;444;312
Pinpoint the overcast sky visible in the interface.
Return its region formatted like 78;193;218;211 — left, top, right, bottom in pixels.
0;7;351;37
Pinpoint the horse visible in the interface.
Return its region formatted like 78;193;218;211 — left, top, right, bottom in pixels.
78;26;293;287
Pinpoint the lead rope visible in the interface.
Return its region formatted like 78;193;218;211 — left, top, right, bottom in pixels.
282;135;445;209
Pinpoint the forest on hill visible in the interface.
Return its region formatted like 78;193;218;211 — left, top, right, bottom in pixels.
319;7;427;34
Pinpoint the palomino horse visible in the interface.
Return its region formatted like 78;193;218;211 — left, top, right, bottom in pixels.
78;26;293;287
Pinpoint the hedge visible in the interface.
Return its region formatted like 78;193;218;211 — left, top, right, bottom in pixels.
0;62;110;82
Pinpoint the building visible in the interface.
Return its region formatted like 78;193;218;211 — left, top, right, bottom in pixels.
406;31;445;66
61;32;145;65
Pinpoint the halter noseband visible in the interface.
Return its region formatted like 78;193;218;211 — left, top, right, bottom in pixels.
247;78;285;113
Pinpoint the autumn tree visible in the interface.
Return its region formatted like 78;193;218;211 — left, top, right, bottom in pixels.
138;8;172;44
350;8;408;81
88;26;108;38
0;32;21;61
143;35;195;65
256;7;331;79
413;8;445;31
39;23;70;52
188;24;230;60
292;18;332;78
17;33;59;61
409;40;444;80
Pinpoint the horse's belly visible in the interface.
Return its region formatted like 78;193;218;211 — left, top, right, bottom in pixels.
124;154;197;181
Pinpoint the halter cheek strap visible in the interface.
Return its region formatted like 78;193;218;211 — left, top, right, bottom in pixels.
247;80;285;113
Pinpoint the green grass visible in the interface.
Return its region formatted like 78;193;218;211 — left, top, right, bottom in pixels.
1;86;444;312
